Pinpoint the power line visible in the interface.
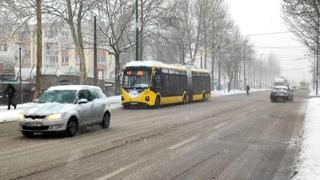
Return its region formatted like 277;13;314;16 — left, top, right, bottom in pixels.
244;31;291;37
254;46;305;49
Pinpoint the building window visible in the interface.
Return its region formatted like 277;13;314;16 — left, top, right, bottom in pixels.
47;56;58;66
62;56;69;65
97;56;106;64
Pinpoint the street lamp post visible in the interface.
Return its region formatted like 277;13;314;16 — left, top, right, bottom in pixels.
19;47;22;104
93;16;98;86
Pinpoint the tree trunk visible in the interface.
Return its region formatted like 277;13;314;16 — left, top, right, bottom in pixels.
77;18;87;84
228;79;232;92
139;0;144;61
211;50;214;90
33;0;42;99
66;0;87;85
114;53;121;95
218;61;221;90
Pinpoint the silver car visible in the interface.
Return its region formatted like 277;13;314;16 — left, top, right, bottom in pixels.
18;85;111;137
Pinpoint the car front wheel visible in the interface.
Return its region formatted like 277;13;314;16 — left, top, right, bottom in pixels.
66;119;78;137
101;112;110;129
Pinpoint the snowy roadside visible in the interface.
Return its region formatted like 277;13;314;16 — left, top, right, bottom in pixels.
293;92;320;180
212;88;268;96
0;89;268;124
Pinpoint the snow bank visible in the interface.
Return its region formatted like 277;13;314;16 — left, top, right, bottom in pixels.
293;97;320;180
0;103;33;123
0;110;23;123
212;88;267;97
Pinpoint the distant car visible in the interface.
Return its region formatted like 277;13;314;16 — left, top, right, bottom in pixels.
270;86;293;102
18;85;111;137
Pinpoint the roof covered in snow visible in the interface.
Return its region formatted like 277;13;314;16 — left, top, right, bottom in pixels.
125;61;209;73
48;85;101;91
273;86;289;89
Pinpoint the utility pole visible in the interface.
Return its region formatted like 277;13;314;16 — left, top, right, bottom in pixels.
253;59;256;88
243;40;246;90
19;47;23;104
218;32;222;91
259;54;262;89
316;17;319;95
93;16;97;86
135;0;139;61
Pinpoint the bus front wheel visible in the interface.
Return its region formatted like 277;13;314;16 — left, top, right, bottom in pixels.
202;92;206;101
154;96;161;109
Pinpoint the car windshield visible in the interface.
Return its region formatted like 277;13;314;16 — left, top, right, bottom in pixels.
38;90;77;104
123;70;150;88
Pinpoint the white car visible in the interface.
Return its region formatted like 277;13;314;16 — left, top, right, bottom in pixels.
19;85;111;137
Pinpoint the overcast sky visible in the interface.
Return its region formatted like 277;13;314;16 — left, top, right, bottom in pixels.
226;0;312;84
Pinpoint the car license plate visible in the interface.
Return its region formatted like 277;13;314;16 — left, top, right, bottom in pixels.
25;122;42;127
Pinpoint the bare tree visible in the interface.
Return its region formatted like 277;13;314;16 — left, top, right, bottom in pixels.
282;0;320;94
138;0;167;61
34;0;42;99
43;0;96;84
0;1;35;41
0;0;44;98
96;0;135;94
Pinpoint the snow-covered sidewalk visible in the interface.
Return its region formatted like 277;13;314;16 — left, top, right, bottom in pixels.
293;94;320;180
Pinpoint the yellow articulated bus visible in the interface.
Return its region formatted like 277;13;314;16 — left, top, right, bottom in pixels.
121;61;211;108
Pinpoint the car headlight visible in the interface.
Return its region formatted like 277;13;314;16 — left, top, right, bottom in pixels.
47;113;64;121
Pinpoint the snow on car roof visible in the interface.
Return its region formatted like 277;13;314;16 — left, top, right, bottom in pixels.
274;86;289;89
48;85;100;91
125;60;209;73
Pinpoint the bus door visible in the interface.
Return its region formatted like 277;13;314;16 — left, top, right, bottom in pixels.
152;68;162;94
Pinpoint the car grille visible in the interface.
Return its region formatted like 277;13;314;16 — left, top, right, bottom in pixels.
22;126;49;131
24;115;46;119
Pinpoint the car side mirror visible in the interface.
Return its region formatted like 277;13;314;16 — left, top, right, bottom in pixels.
78;98;88;104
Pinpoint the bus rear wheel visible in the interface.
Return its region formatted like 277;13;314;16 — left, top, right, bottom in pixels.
182;94;187;104
202;92;206;101
154;96;161;109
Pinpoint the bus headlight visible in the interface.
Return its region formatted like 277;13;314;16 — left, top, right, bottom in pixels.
145;96;150;102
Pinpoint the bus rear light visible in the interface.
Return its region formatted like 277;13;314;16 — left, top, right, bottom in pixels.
145;96;150;101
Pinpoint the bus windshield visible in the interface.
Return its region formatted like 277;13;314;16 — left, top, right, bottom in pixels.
123;69;150;88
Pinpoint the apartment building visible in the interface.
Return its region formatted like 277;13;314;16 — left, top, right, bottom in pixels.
8;24;115;81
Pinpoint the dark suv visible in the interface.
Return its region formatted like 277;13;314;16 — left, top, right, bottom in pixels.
270;86;293;102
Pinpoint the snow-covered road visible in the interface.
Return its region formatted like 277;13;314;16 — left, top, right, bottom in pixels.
0;89;267;123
